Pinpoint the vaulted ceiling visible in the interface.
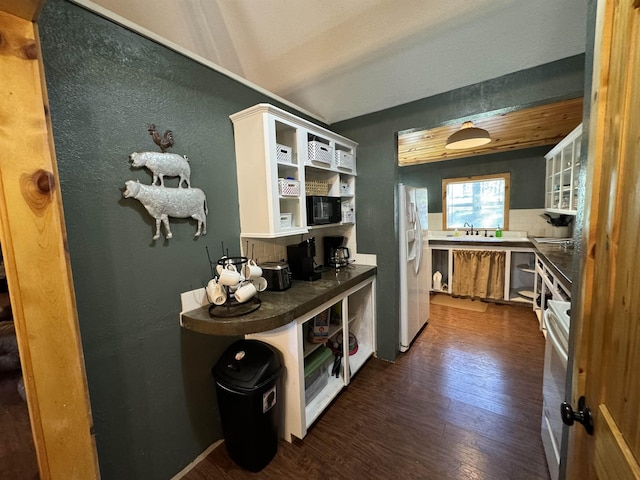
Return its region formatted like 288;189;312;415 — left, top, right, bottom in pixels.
71;0;587;124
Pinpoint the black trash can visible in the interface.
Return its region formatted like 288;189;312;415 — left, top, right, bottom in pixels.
213;339;282;472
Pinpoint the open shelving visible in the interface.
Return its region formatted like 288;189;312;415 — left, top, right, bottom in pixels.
230;103;358;238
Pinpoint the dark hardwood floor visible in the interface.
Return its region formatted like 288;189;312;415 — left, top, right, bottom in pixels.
0;369;38;480
183;300;551;480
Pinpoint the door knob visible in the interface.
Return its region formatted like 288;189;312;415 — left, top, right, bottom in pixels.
561;395;594;435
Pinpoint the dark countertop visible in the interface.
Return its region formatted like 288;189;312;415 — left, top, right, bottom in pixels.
180;264;376;336
531;240;575;289
429;238;533;249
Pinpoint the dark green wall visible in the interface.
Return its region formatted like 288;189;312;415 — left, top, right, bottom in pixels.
332;55;585;362
38;1;322;478
400;146;548;213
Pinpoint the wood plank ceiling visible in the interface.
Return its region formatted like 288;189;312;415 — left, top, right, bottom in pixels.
397;97;584;166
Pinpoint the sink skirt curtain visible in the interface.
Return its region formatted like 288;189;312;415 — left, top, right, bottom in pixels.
452;250;505;300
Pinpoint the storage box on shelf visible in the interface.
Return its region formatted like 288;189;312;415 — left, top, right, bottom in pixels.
305;180;330;196
544;123;582;215
246;275;375;442
230;104;357;238
276;144;292;164
307;139;333;166
278;178;300;197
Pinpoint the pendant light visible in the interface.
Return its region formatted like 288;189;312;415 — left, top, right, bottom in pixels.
445;121;491;150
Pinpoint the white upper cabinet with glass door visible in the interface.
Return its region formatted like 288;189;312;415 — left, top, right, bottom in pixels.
544;123;582;215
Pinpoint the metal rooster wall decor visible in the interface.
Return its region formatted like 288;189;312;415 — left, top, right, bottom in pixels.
123;124;207;240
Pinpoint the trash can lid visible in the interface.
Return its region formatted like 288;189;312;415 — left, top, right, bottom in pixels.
213;339;282;391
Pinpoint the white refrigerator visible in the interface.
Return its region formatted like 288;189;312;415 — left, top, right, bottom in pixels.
399;184;430;352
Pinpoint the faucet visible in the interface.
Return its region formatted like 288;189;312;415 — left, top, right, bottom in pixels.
463;222;474;235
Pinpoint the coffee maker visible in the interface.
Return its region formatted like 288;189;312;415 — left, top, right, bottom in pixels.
323;235;350;268
287;238;321;281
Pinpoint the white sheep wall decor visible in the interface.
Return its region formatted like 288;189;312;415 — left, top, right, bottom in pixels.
123;125;207;240
129;151;191;188
123;180;207;240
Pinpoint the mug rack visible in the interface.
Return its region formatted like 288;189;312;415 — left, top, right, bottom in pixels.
206;255;261;318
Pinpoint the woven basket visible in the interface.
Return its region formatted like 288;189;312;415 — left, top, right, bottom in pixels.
305;180;329;196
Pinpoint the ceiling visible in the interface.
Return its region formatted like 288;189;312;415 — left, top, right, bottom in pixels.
398;97;584;165
72;0;587;124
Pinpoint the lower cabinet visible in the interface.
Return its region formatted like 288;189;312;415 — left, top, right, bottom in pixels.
247;276;376;441
507;251;536;304
429;246;535;303
533;254;571;333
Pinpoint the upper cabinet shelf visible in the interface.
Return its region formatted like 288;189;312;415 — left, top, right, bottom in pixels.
544;123;582;215
230;104;358;238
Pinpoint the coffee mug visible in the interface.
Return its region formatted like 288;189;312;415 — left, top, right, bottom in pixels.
253;276;268;292
218;265;240;286
243;259;262;280
205;278;218;302
206;279;227;305
234;282;257;303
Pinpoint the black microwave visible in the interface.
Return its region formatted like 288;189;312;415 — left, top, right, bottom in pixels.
306;196;341;225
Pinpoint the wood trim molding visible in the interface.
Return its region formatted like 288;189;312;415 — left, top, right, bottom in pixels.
0;9;99;479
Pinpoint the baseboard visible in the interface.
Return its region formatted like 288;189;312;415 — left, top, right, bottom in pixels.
171;440;224;479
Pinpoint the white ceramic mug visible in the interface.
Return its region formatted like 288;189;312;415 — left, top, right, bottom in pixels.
206;279;227;305
254;276;268;292
234;282;257;303
205;278;218;302
243;259;262;280
218;265;241;286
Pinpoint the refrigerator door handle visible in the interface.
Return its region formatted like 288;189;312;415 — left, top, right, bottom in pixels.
414;212;423;275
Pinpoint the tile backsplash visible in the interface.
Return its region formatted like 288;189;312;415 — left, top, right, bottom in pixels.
427;208;572;238
242;226;354;266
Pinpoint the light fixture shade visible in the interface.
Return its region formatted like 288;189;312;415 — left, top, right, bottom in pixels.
445;121;491;150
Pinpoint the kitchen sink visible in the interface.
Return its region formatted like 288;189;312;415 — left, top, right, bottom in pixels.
428;230;530;243
440;236;529;242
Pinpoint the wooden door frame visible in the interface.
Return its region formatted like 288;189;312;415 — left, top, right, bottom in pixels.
568;0;640;477
0;3;100;479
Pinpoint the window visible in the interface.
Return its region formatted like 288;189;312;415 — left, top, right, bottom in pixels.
443;173;510;230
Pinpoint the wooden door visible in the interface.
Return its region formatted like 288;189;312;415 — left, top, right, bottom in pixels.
0;4;100;479
567;0;640;478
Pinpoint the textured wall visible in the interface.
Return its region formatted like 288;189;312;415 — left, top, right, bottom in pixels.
37;1;303;478
399;146;548;213
333;55;585;361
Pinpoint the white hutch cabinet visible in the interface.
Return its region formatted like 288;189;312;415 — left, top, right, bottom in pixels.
230;103;357;238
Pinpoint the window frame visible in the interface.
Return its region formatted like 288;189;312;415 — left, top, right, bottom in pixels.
442;173;510;231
